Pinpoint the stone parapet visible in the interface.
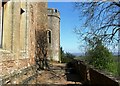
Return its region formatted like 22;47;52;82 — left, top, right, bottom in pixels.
66;60;120;85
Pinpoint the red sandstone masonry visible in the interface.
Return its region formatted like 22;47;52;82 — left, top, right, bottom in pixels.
0;1;48;84
2;60;17;76
18;59;30;69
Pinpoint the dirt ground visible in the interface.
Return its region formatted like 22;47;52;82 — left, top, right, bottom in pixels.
36;62;82;85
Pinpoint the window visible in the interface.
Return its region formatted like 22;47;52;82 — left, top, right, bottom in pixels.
0;2;4;48
47;30;51;44
20;8;25;14
20;6;27;51
1;1;12;50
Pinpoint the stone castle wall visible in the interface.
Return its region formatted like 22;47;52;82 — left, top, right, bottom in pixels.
0;1;48;84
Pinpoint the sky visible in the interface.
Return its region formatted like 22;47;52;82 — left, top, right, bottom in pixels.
48;2;82;54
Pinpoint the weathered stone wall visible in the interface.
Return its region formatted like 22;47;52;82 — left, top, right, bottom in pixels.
0;1;48;85
48;8;60;62
76;61;88;83
1;1;22;78
66;60;88;84
89;68;120;86
67;60;120;85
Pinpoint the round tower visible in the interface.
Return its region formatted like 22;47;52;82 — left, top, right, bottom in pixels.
47;8;60;62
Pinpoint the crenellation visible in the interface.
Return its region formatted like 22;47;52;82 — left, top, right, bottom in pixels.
48;8;60;19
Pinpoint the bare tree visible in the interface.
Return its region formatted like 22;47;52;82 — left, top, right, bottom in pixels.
74;1;120;75
74;1;120;45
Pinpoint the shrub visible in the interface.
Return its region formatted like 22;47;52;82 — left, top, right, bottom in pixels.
85;37;118;75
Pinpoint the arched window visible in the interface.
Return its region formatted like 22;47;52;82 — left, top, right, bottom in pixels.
47;30;51;44
0;2;5;48
1;0;12;50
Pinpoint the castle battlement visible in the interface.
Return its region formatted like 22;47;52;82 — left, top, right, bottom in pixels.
48;8;60;19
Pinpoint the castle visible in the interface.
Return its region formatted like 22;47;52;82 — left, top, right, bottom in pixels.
0;1;60;84
48;8;60;62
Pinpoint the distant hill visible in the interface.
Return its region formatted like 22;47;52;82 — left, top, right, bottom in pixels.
112;52;119;56
72;52;120;57
71;52;85;56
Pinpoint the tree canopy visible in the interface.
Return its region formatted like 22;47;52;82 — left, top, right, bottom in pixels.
85;37;118;75
74;1;120;75
74;1;120;45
